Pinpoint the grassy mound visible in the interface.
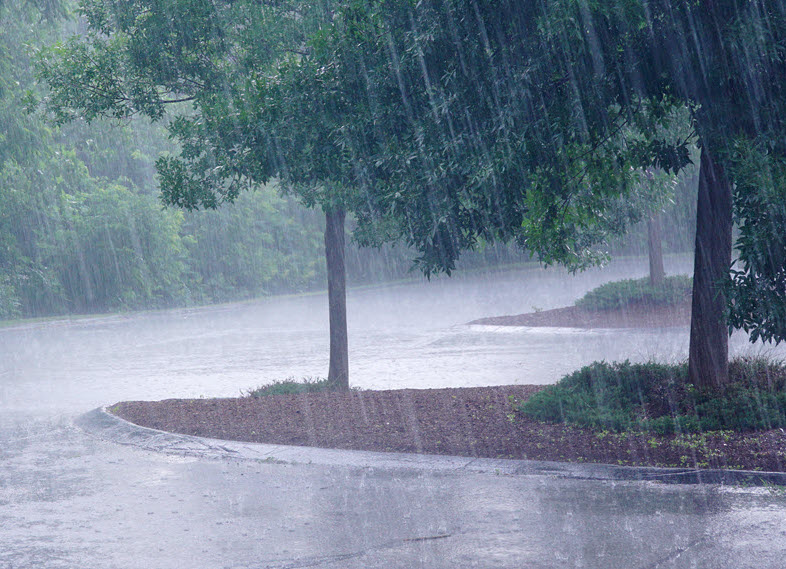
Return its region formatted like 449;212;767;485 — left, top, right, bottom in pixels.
575;275;692;311
246;377;334;397
519;358;786;434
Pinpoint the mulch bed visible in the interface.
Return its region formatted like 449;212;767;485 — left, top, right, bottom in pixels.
112;384;786;472
469;301;691;329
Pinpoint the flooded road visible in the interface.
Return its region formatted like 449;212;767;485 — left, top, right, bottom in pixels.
2;256;778;413
3;257;786;568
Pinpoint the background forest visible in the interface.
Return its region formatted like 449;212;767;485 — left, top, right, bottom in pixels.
0;1;696;320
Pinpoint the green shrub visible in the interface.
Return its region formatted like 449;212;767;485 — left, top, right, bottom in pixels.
575;275;692;311
519;357;786;434
246;377;334;397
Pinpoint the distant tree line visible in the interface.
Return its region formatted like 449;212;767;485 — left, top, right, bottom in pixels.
0;2;319;317
2;1;571;320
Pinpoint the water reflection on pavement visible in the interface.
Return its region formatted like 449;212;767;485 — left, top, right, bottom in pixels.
3;418;786;569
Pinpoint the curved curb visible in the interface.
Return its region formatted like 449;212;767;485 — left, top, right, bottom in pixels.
75;407;786;486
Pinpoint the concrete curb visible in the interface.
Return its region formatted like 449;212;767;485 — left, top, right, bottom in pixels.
75;407;786;486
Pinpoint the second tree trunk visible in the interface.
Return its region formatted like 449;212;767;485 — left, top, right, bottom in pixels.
688;147;733;389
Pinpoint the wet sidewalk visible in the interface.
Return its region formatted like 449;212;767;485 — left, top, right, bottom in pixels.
3;410;786;569
80;407;786;487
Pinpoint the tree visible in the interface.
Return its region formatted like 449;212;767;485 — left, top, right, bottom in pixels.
306;0;678;274
534;0;786;389
36;0;356;388
625;164;690;288
317;0;786;389
632;111;698;288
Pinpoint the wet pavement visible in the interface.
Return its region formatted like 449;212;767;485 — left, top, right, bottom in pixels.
3;411;786;568
4;259;786;567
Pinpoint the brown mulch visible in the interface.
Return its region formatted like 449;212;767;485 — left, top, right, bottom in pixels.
469;301;692;329
112;384;786;472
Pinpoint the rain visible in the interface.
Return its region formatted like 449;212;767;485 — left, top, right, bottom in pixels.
4;1;786;567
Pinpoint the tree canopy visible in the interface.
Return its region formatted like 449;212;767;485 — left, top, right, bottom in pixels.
304;0;786;386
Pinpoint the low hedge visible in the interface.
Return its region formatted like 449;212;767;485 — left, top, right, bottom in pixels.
519;358;786;434
575;275;692;311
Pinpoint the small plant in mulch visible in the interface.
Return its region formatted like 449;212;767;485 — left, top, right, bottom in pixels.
575;275;692;311
245;377;335;397
518;357;786;434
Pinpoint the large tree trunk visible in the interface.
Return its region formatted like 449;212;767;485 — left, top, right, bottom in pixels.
324;207;349;390
647;213;665;287
688;147;733;389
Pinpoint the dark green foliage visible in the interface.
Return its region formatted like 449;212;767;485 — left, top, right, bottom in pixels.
727;141;786;343
246;377;334;398
575;275;692;311
318;0;786;387
328;0;674;276
520;361;688;433
519;358;786;434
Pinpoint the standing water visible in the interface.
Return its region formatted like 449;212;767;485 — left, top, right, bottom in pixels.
1;256;781;414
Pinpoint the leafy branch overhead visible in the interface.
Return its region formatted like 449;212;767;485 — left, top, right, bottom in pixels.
307;1;696;275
